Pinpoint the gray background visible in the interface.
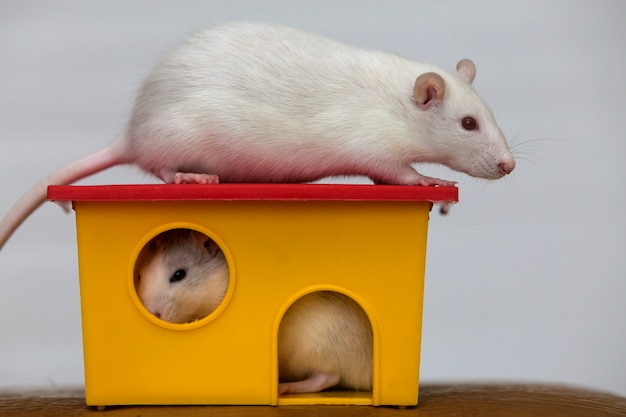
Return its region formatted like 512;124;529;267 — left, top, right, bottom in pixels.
1;0;625;396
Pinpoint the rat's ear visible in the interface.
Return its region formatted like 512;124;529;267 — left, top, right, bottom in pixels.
189;230;219;258
413;72;446;110
203;237;220;258
456;58;476;84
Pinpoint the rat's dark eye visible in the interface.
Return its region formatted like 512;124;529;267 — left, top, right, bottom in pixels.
461;116;478;131
170;269;187;283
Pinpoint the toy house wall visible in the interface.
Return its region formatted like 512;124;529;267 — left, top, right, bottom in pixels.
72;199;431;406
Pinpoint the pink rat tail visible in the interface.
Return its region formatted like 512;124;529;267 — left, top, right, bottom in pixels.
0;140;127;251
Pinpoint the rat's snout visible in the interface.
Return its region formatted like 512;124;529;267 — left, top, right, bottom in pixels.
498;154;516;175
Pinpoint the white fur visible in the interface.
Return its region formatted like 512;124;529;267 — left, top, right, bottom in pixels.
0;21;514;249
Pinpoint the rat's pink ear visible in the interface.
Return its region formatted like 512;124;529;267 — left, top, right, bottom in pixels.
456;58;476;84
189;230;219;258
413;72;446;110
203;237;220;258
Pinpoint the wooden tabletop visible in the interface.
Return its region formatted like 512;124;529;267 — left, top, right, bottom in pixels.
1;383;625;417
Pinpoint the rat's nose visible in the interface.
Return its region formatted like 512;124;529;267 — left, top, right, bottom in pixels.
498;155;516;175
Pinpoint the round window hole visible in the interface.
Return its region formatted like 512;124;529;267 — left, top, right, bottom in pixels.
133;228;231;325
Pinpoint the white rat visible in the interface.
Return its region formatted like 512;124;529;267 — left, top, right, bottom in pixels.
0;21;515;250
135;229;372;395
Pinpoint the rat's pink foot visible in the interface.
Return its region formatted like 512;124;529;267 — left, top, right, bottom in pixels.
401;169;457;186
414;175;457;187
174;172;220;184
278;372;340;395
372;167;457;187
374;174;456;187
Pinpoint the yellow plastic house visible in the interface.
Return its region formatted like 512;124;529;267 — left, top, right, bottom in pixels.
47;183;458;407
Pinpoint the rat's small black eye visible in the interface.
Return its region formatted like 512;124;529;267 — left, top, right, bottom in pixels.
170;269;187;283
461;116;478;131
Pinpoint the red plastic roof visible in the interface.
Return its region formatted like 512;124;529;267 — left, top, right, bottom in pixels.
47;184;458;203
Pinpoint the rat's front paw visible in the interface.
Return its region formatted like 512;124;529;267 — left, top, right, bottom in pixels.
416;176;457;187
377;167;457;187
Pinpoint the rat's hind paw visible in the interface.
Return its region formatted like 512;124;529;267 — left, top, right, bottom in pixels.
173;172;220;184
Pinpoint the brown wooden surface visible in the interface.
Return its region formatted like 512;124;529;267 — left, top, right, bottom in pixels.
1;383;625;417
